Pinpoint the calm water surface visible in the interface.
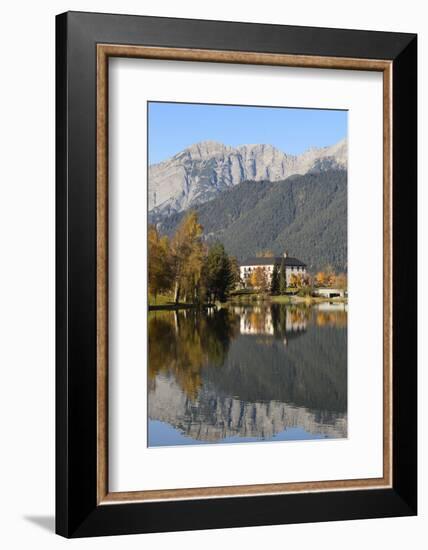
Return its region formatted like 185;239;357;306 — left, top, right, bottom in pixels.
148;302;347;446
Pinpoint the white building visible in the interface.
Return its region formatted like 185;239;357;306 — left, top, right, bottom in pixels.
239;252;307;288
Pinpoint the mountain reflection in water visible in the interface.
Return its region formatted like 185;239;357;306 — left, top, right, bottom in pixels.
148;303;347;446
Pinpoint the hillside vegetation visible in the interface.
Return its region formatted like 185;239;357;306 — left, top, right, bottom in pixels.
152;169;347;273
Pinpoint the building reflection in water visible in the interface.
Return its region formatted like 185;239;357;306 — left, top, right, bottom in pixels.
237;304;308;344
148;303;347;446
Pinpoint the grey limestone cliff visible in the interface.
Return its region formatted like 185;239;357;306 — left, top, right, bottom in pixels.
149;139;347;216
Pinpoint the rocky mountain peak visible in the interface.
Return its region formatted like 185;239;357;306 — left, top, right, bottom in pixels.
149;138;347;214
182;140;232;160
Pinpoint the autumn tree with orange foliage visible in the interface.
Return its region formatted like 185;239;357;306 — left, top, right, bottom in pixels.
148;225;173;301
335;272;348;290
250;267;269;293
289;273;302;289
170;211;205;303
315;265;336;288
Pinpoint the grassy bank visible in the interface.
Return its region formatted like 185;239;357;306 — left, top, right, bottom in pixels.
280;295;347;305
149;290;347;310
149;293;174;307
229;289;347;306
149;302;217;311
148;293;218;311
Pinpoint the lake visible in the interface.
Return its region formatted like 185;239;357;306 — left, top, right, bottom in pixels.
148;302;347;446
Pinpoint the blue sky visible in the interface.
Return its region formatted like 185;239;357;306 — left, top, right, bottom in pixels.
148;102;347;165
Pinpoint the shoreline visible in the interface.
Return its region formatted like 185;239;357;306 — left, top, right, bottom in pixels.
149;295;348;311
149;302;217;311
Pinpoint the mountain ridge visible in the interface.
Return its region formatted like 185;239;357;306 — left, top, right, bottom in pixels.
149;138;347;216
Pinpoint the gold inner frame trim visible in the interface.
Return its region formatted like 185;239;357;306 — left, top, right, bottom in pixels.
96;44;393;505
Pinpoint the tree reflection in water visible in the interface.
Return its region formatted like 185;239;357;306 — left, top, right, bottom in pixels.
148;303;347;445
148;308;239;399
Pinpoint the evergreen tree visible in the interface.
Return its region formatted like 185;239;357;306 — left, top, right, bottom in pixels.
279;259;287;294
202;242;235;303
270;263;280;294
228;256;241;288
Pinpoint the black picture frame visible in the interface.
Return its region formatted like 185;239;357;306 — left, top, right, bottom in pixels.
56;10;417;538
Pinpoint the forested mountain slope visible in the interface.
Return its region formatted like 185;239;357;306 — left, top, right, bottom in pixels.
152;169;347;273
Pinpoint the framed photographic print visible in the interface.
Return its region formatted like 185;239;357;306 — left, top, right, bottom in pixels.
56;11;417;537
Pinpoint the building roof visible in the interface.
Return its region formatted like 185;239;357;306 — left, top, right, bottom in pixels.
240;256;306;267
